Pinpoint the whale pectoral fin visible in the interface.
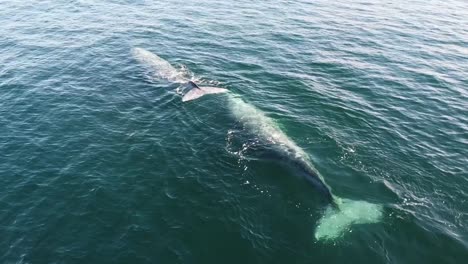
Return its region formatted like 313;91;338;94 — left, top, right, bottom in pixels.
182;88;206;102
199;86;228;94
182;86;228;102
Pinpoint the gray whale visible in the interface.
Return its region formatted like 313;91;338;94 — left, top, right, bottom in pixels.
132;47;383;240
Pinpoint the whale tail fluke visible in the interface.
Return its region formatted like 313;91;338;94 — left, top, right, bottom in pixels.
182;82;228;102
314;198;383;240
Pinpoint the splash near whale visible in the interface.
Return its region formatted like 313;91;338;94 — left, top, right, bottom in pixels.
132;48;383;240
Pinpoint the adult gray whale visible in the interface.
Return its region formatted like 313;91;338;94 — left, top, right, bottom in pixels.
132;47;383;240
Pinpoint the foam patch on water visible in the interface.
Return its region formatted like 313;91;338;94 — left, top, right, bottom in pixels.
315;198;383;240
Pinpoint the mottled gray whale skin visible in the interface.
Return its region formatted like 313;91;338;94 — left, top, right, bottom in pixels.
287;155;334;203
251;144;334;203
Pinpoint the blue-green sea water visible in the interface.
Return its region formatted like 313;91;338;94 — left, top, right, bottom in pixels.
1;0;467;263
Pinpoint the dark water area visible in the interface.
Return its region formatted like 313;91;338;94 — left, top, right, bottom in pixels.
1;0;467;263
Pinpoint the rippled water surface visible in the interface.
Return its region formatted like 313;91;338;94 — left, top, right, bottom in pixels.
1;0;467;263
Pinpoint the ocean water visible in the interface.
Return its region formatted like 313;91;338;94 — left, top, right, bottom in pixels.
1;0;467;263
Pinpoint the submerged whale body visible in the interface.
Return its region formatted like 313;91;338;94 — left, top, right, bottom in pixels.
132;47;383;240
